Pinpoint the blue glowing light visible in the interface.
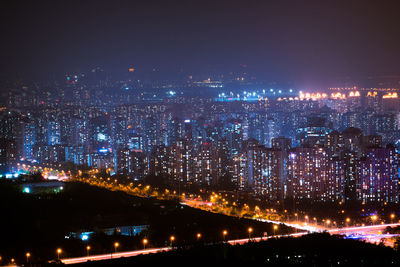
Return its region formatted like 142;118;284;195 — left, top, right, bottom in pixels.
23;187;31;193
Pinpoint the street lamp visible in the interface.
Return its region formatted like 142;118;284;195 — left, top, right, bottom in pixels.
326;219;331;228
346;217;350;227
248;227;253;240
170;236;175;247
222;230;228;242
114;242;119;253
143;238;148;249
57;248;62;260
86;246;91;256
371;215;378;224
196;233;202;240
273;225;278;235
26;252;30;263
391;214;395;224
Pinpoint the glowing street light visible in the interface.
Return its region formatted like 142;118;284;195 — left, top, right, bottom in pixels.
170;236;175;247
326;219;331;227
371;215;378;224
248;227;253;239
86;246;91;256
391;214;396;223
273;225;278;235
26;252;31;263
57;248;62;260
143;238;148;249
346;217;351;227
222;230;228;241
114;242;119;253
196;233;202;240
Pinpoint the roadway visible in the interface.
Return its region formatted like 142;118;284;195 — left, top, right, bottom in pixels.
60;223;400;265
61;247;171;265
61;232;310;264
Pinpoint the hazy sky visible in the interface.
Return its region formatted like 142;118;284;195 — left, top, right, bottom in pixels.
1;0;400;86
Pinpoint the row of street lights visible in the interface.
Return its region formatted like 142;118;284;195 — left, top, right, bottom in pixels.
15;226;280;264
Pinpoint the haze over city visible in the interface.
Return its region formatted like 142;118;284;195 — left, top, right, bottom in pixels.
2;0;400;88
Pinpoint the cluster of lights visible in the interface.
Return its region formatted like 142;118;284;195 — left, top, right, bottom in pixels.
299;91;362;100
218;89;292;100
299;92;328;100
348;91;361;97
382;92;398;99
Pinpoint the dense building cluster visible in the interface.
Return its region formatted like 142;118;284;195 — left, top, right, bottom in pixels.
1;83;400;204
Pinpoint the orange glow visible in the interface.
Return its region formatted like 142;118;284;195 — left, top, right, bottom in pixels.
129;68;135;72
330;92;346;99
382;92;398;99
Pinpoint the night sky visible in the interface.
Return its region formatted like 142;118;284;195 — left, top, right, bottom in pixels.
1;0;400;86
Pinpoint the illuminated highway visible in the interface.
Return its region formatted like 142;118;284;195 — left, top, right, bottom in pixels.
327;222;400;234
61;232;310;265
61;247;171;265
60;223;400;265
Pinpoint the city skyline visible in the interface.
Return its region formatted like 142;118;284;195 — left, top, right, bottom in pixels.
2;1;400;265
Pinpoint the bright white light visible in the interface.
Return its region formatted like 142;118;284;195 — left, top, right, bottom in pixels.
97;133;107;141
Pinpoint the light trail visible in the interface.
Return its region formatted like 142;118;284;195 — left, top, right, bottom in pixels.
61;247;171;265
327;222;400;234
61;232;310;265
254;218;322;232
60;223;400;264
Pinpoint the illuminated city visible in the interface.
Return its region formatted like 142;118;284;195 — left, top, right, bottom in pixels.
2;0;400;266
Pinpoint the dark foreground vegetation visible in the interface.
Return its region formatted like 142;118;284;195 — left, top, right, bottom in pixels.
75;233;400;266
0;180;293;265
